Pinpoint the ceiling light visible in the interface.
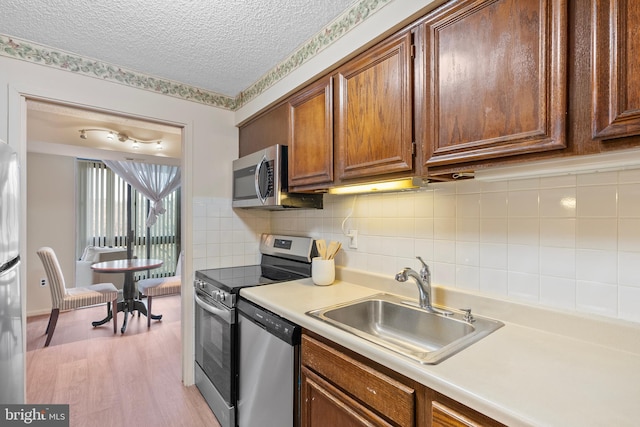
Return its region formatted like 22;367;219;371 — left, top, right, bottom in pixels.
78;128;162;150
327;177;428;195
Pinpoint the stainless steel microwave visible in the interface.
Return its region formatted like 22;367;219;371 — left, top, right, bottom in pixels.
232;144;323;210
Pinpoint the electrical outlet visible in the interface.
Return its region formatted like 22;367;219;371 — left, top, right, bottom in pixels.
347;229;358;249
40;278;47;287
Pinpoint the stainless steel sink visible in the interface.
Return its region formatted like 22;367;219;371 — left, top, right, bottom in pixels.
307;293;503;364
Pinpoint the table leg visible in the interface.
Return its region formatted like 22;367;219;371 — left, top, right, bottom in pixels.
92;268;164;332
115;294;161;333
91;313;112;327
121;311;129;334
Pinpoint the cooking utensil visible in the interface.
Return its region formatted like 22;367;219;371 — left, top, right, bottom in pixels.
316;239;327;260
327;241;342;260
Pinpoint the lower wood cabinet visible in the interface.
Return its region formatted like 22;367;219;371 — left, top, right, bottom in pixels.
428;391;505;427
301;332;504;427
302;366;396;426
301;333;416;427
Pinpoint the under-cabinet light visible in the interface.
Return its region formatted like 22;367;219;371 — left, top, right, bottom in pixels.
327;177;427;195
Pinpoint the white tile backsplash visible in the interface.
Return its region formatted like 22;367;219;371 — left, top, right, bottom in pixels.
194;170;640;324
508;189;539;217
618;251;640;287
539;246;576;279
619;286;640;322
508;271;540;301
539;187;576;217
480;191;508;217
539;218;575;248
618;184;640;217
618;218;640;252
577;185;617;217
576;280;618;317
479;268;508;295
576;218;617;250
575;249;617;284
540;276;576;310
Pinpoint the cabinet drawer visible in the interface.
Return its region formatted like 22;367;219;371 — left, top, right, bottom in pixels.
302;366;394;427
429;392;505;427
302;334;415;426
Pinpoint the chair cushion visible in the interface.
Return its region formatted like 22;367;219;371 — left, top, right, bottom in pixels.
138;276;181;297
61;282;118;310
80;246;127;262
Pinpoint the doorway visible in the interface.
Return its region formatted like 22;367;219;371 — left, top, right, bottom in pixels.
25;99;183;317
24;99;188;400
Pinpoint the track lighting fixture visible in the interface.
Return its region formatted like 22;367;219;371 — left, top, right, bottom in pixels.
78;128;162;150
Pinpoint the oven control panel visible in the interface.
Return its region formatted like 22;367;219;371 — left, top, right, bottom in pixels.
194;279;236;308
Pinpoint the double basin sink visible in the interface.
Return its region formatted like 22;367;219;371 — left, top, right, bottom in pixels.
307;293;503;364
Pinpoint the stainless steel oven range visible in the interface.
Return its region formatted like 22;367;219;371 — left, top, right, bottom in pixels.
194;234;315;427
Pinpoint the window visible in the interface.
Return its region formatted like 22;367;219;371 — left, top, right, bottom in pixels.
76;160;180;279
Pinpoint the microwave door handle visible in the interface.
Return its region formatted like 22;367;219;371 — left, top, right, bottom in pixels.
254;155;268;204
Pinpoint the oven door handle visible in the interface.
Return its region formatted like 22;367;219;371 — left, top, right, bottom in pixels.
194;293;235;325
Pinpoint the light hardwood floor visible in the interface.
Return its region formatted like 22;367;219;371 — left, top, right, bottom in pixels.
26;295;221;427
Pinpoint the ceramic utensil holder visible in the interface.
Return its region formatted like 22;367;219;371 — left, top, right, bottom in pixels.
312;257;335;286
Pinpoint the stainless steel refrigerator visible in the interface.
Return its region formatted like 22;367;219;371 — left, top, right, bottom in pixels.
0;141;24;403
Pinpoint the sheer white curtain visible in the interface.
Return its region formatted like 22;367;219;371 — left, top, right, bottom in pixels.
103;160;181;227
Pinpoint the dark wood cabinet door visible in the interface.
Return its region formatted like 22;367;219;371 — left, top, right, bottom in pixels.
288;76;334;189
301;334;415;426
592;0;640;140
301;367;393;427
334;30;414;182
420;0;567;168
238;102;289;157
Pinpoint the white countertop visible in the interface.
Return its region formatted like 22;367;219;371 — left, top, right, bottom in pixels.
240;274;640;427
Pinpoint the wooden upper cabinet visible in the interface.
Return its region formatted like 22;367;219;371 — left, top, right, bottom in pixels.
334;30;414;182
288;76;334;190
420;0;568;168
592;0;640;140
238;102;289;157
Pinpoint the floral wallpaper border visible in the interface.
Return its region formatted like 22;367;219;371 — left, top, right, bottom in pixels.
0;0;391;111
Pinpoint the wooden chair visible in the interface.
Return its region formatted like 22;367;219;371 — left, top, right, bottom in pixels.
37;246;118;347
137;252;182;327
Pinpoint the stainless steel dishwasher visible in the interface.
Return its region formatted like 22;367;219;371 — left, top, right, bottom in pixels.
237;298;301;427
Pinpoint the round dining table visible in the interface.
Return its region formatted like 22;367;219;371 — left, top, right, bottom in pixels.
91;258;163;333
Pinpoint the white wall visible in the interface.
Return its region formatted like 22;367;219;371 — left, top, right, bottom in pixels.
26;152;76;315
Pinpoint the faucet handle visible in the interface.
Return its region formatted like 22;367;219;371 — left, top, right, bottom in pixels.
460;308;476;323
416;256;430;278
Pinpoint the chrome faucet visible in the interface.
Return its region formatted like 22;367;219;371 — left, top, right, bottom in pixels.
416;256;430;290
395;256;451;315
395;267;431;310
395;256;434;312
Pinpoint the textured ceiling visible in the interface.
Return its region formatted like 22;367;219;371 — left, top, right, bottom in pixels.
2;0;358;97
